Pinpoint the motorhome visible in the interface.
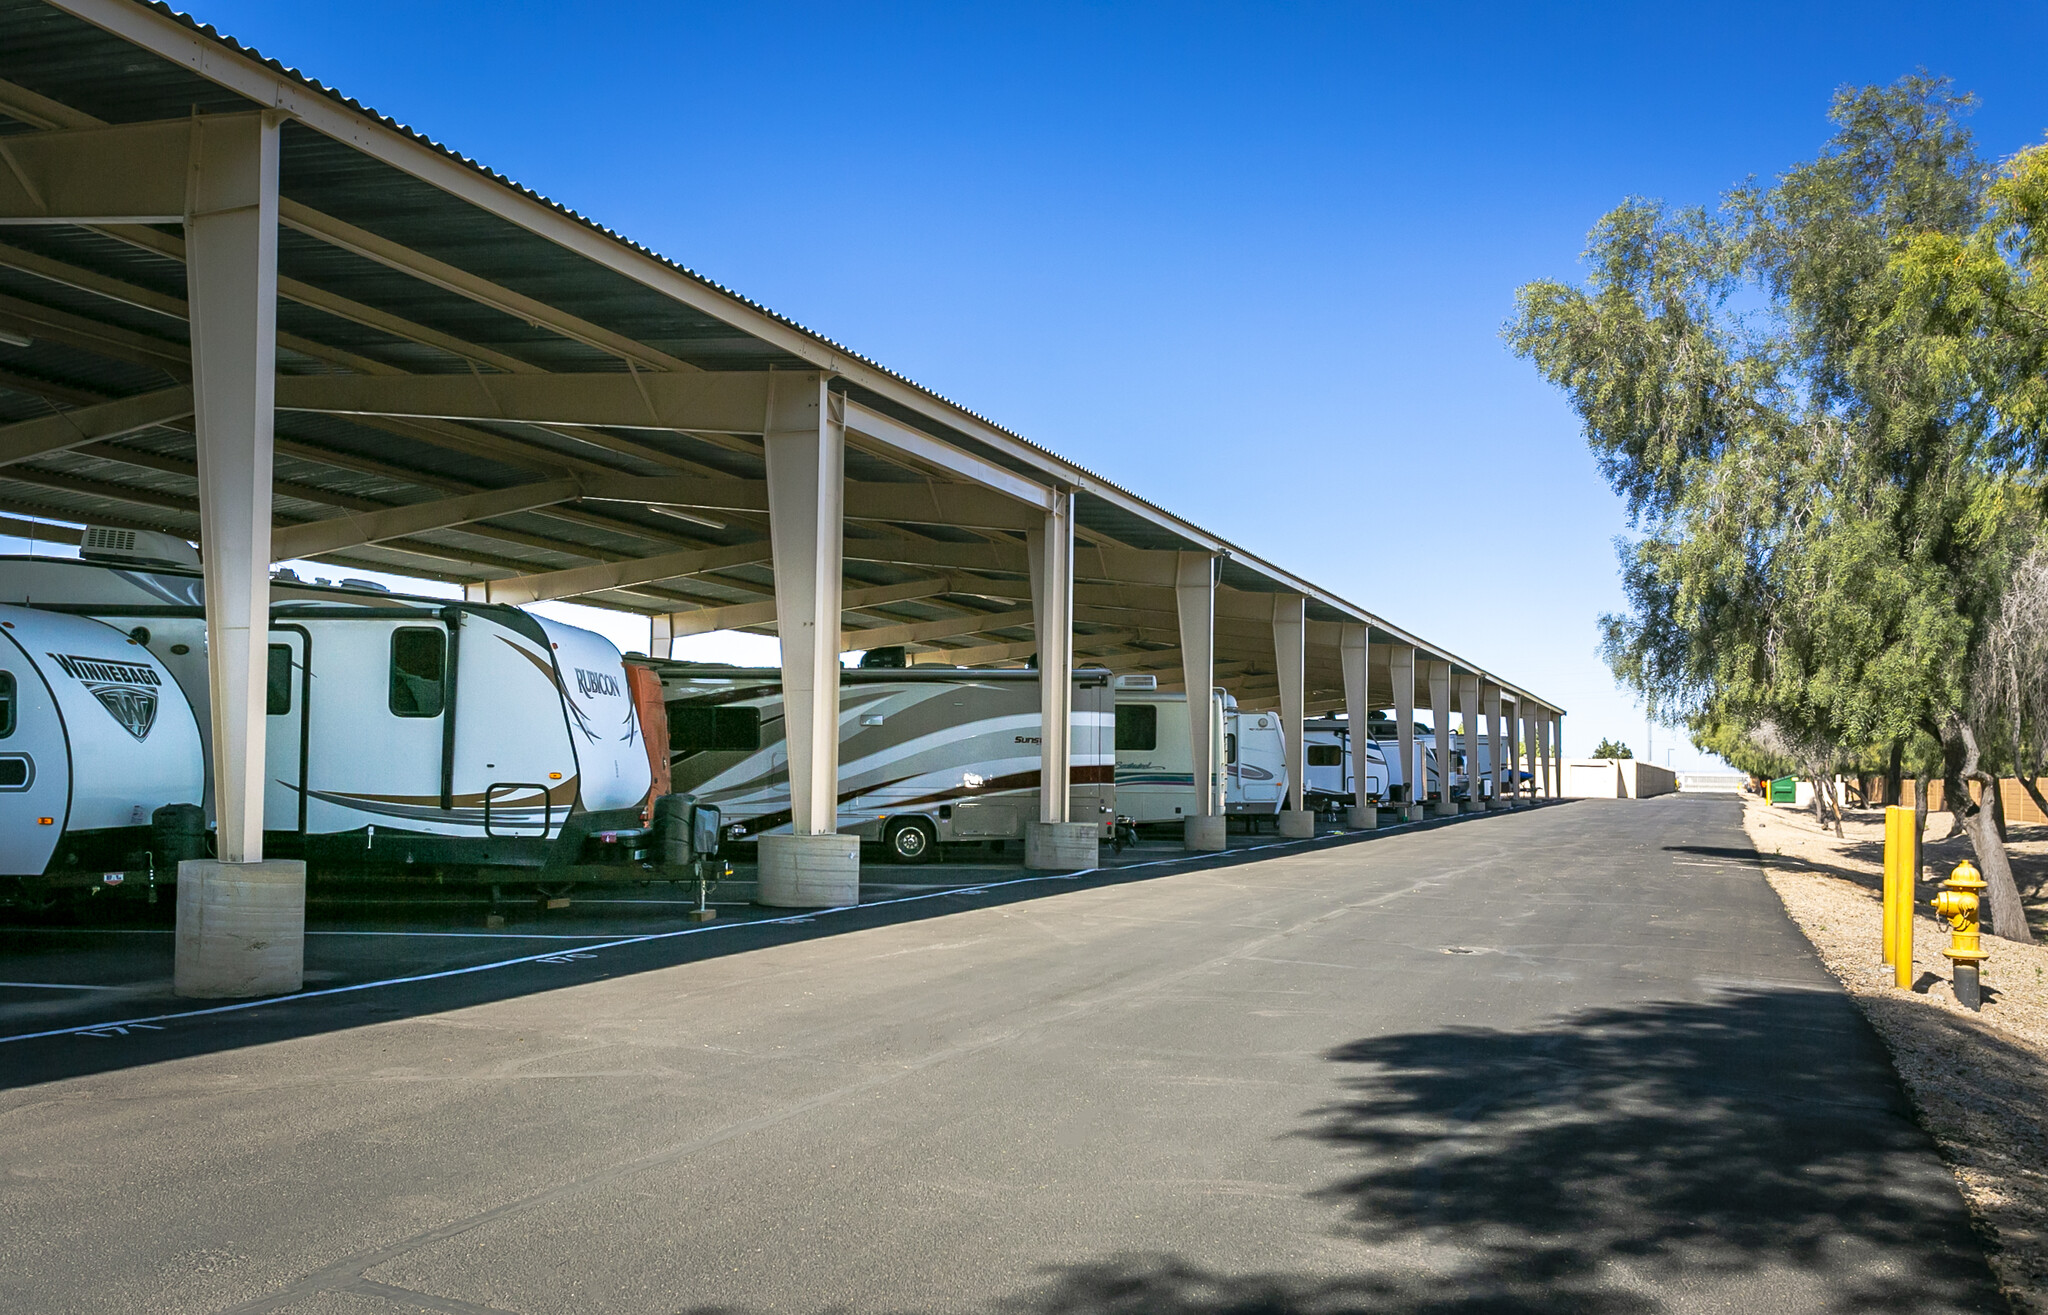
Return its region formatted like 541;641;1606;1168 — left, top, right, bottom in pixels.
1110;678;1287;826
1302;716;1390;813
654;658;1115;863
1;536;656;900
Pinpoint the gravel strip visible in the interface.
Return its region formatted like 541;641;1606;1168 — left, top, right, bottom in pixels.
1745;798;2048;1313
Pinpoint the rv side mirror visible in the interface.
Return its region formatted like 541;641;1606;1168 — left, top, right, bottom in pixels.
690;804;722;857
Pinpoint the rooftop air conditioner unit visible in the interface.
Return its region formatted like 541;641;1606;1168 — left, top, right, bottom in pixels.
79;525;201;570
1114;674;1158;690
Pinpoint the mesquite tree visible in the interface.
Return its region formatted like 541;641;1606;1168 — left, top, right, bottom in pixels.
1509;76;2038;941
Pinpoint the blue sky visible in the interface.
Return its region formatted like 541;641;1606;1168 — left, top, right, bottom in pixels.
17;2;2048;766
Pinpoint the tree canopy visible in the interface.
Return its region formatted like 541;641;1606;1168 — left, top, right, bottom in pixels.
1508;76;2045;940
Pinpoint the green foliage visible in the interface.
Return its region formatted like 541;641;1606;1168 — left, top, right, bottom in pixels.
1507;74;2032;761
1590;738;1634;760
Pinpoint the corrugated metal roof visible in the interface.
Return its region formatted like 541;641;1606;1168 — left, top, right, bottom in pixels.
0;0;1563;713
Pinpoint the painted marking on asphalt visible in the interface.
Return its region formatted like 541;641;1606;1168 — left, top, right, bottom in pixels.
0;980;131;992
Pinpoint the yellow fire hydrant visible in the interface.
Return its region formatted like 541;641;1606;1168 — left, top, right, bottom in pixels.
1933;860;1989;1012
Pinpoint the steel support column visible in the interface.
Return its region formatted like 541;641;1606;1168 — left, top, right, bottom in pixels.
176;111;304;999
1177;552;1225;850
1025;487;1094;869
1429;662;1455;818
1340;624;1375;829
1391;645;1418;821
1457;672;1482;813
1273;594;1312;838
759;372;857;905
1482;683;1503;810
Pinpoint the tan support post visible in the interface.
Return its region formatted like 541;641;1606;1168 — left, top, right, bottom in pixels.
1428;662;1455;818
758;372;857;906
1391;645;1418;821
1340;624;1375;830
1177;552;1225;851
177;111;305;999
1026;488;1095;870
1274;594;1313;838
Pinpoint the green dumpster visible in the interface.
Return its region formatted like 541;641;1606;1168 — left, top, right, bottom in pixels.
1769;776;1797;804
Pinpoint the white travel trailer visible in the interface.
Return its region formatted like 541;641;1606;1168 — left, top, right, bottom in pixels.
655;659;1116;863
1302;716;1390;813
1364;714;1441;806
1111;679;1288;826
1;542;657;899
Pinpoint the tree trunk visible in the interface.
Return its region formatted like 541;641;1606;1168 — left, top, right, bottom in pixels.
1991;771;2009;843
1945;715;2036;943
1938;734;1968;842
1884;737;1904;808
1914;772;1930;884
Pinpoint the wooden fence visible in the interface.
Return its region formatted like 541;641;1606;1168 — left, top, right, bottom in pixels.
1853;775;2048;824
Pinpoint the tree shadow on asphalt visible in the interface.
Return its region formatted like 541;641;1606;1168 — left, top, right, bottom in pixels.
670;990;2005;1315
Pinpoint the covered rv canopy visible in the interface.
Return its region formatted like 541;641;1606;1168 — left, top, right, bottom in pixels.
0;0;1561;732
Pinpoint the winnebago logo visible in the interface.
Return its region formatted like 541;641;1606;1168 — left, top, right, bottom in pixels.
48;652;160;741
574;667;621;699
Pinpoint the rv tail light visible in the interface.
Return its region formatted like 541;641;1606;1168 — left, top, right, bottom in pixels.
37;817;54;825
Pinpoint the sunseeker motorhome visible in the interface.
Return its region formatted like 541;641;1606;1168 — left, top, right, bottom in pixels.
1;537;656;899
654;657;1116;862
1110;678;1288;826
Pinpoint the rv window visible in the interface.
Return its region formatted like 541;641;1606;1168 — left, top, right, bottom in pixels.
668;704;761;753
1307;745;1343;767
389;627;446;717
266;644;293;716
1115;704;1157;752
0;670;12;737
1224;732;1237;765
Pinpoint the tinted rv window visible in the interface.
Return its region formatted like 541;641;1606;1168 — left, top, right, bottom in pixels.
1308;744;1343;767
668;704;761;753
0;670;12;737
1224;732;1237;765
266;644;293;715
389;627;446;717
1115;704;1157;752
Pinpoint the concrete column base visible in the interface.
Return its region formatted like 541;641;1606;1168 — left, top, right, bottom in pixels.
174;859;306;998
1025;821;1099;871
1183;814;1228;852
758;833;860;908
1404;804;1426;822
1345;804;1378;830
1278;809;1316;839
1432;802;1459;819
1459;800;1480;814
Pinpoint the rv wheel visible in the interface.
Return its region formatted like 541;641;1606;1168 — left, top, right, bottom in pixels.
884;818;937;864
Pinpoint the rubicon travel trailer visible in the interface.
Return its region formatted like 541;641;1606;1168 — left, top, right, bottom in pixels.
1111;679;1287;826
655;660;1115;862
1302;716;1391;813
0;543;660;900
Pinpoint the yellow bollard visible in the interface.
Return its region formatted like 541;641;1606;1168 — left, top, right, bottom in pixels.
1934;860;1988;1011
1882;805;1916;988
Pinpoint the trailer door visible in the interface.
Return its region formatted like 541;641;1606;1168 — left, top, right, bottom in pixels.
0;631;69;876
264;628;308;834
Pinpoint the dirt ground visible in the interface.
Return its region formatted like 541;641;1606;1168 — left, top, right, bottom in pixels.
1745;798;2048;1314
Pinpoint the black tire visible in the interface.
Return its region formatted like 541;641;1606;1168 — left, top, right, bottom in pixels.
884;818;937;864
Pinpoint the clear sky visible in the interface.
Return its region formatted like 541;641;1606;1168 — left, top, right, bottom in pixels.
14;1;2048;768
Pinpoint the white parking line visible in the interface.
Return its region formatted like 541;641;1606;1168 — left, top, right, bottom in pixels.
0;980;130;992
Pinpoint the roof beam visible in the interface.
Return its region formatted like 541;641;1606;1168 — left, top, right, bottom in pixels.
274;372;773;434
668;577;959;640
0;115;237;224
842;400;1050;510
0;386;192;465
269;479;581;561
469;541;771;606
842;607;1036;650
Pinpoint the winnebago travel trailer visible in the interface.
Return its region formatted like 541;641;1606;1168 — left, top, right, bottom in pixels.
0;544;658;900
655;660;1115;863
1111;679;1287;826
1302;717;1390;813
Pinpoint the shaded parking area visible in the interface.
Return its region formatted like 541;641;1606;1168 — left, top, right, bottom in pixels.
0;796;2006;1314
0;815;1397;1051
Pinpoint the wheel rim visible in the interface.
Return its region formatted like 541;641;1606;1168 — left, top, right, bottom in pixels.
894;826;928;859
